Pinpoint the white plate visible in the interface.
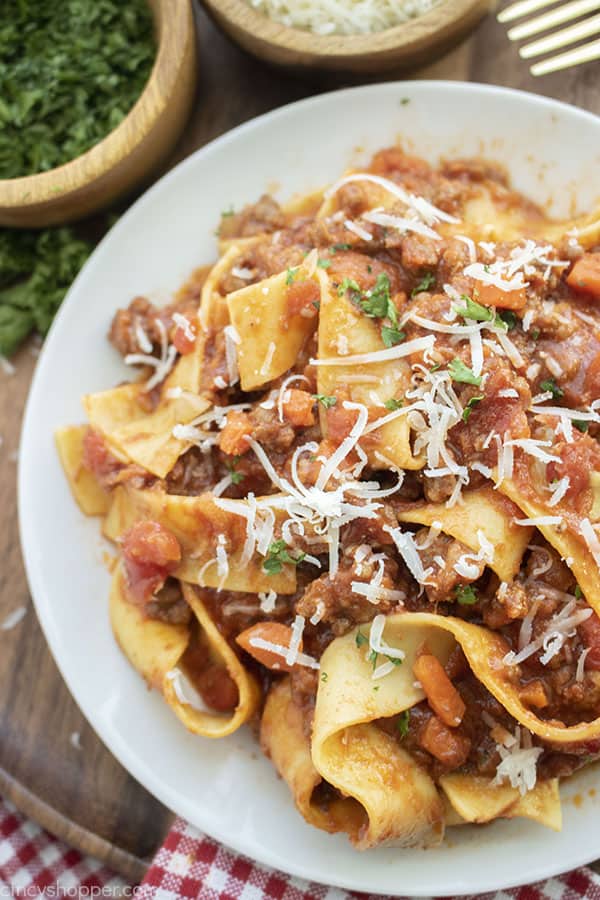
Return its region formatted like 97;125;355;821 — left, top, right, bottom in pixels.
19;81;600;896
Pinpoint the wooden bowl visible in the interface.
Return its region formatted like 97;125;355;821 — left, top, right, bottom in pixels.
0;0;197;228
200;0;492;73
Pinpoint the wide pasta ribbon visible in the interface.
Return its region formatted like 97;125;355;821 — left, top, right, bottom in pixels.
103;485;297;594
396;486;532;583
110;565;259;738
55;425;110;516
309;612;570;846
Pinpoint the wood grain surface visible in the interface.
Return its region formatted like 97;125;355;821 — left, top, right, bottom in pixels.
1;0;599;884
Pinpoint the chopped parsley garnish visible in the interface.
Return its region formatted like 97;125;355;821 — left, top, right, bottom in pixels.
330;243;351;252
337;277;361;297
397;710;410;737
411;271;436;297
462;395;484;422
575;585;583;599
313;393;337;409
530;327;540;340
359;274;397;323
225;455;245;485
384;398;404;411
454;295;494;323
285;268;297;285
381;326;406;348
540;378;564;400
448;358;482;386
368;649;378;670
221;206;234;217
355;630;368;648
455;584;478;605
263;540;306;575
320;672;329;683
312;300;320;311
574;420;589;433
400;97;410;106
498;310;518;330
317;258;331;269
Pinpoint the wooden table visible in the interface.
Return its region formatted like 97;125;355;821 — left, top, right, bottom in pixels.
1;1;599;884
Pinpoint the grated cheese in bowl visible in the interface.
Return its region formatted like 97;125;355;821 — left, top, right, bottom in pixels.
245;0;442;35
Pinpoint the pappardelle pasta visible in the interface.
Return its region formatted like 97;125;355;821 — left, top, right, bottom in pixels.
57;146;600;849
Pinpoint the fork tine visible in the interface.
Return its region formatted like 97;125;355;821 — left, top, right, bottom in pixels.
508;0;600;40
530;35;600;72
520;12;600;56
498;0;562;23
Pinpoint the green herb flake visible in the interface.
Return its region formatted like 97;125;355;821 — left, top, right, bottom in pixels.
330;243;351;253
400;97;410;106
369;649;379;670
313;394;337;409
498;310;518;331
454;295;494;323
337;277;361;297
574;420;590;433
320;672;329;683
355;630;368;648
462;395;484;423
384;398;404;411
381;326;406;348
411;271;436;297
397;710;410;738
455;584;478;606
317;258;332;269
540;378;564;400
221;206;234;218
225;455;245;485
530;327;541;340
285;268;297;286
448;358;482;386
263;540;306;575
575;585;583;599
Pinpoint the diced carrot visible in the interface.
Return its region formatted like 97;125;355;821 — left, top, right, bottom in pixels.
413;653;466;727
218;410;252;456
287;280;320;318
326;401;357;443
567;253;600;299
475;282;527;310
282;389;315;428
418;715;471;767
236;622;300;672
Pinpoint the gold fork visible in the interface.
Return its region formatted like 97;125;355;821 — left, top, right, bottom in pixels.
498;0;600;75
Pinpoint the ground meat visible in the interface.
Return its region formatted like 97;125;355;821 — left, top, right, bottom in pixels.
109;296;163;358
416;530;485;605
524;542;574;593
109;294;199;359
289;666;319;735
250;406;296;454
400;234;441;273
422;470;457;504
218;194;286;240
145;578;192;625
166;447;220;496
295;551;403;638
482;581;530;630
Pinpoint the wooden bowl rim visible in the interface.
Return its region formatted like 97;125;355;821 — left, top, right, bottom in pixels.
0;0;193;212
202;0;485;57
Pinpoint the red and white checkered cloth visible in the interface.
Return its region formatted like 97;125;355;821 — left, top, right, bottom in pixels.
2;795;600;899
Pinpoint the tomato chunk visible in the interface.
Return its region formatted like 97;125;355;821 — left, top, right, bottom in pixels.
82;428;121;480
282;389;315;428
236;622;300;672
579;613;600;670
172;316;197;355
121;521;181;603
287;280;320;318
219;410;252;456
475;283;527;310
567;253;600;299
413;653;466;727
